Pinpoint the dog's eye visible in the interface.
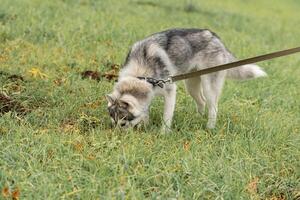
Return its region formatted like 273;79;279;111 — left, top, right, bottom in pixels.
125;113;135;121
108;107;115;117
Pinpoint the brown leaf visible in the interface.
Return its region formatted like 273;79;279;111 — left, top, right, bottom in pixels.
266;194;286;200
183;141;191;151
2;186;10;198
53;78;66;86
102;61;120;70
12;188;20;200
81;67;119;82
81;70;101;81
73;141;84;152
109;63;120;70
102;69;118;81
246;177;259;195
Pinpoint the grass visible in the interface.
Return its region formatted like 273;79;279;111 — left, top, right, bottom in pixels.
0;0;300;199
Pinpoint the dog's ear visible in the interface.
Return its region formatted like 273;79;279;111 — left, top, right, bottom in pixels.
118;98;134;110
105;94;115;105
118;100;130;109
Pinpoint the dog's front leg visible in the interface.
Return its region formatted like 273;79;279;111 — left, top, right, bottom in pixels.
162;84;176;132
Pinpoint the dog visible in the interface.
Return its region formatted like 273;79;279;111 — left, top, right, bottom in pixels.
106;28;267;131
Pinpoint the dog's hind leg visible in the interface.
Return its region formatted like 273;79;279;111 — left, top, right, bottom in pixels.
201;72;226;129
185;77;206;115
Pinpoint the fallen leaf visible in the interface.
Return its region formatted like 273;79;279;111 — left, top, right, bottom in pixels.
266;194;286;200
103;69;118;81
28;67;48;79
12;188;20;200
102;61;120;70
109;63;120;70
2;186;10;198
81;67;119;82
73;141;84;152
53;78;66;86
183;141;191;151
246;177;259;195
81;70;101;81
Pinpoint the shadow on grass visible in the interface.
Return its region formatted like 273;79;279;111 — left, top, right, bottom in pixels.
132;1;251;32
132;1;212;15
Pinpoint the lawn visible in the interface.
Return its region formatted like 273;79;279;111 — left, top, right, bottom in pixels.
0;0;299;199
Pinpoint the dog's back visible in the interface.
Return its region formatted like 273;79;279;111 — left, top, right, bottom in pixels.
122;28;230;79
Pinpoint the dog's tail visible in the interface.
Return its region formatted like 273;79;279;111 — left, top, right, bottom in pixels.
226;64;267;80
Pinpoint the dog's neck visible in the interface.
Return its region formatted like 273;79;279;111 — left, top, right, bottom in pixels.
119;60;157;78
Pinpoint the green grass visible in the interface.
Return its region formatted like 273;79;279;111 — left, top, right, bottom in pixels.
1;0;300;199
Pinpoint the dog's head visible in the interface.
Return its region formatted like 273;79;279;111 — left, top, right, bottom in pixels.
106;77;153;128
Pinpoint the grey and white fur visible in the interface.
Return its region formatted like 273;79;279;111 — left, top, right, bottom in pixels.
106;28;267;131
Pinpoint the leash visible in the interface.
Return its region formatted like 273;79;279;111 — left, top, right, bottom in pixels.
170;46;300;82
139;46;300;87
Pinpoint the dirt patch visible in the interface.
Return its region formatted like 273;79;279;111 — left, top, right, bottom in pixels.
81;62;120;81
0;71;25;82
81;63;119;82
81;70;101;81
0;93;28;115
8;74;24;82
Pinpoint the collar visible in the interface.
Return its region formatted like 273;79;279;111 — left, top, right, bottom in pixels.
137;77;164;88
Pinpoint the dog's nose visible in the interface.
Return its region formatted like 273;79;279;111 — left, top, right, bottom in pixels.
120;122;126;127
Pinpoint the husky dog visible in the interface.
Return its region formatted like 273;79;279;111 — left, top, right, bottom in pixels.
106;28;266;131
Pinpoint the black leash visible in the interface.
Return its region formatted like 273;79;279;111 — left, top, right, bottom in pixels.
138;46;300;87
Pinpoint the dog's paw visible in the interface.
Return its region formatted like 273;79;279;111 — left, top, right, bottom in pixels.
206;120;216;129
161;125;172;134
